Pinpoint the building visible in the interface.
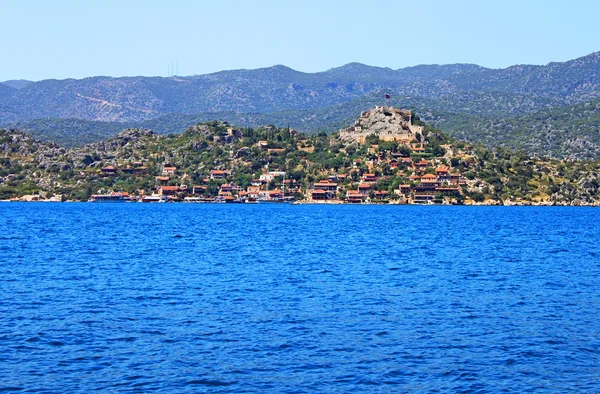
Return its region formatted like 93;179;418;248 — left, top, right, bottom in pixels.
362;173;378;182
313;181;338;192
192;185;206;195
247;186;261;199
156;176;169;185
101;166;116;175
374;190;388;199
358;183;373;195
311;189;328;200
162;166;176;175
210;170;227;180
160;186;179;196
347;190;365;203
220;183;234;193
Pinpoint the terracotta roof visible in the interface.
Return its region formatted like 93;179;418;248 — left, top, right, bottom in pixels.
422;174;437;179
314;182;337;187
161;186;179;191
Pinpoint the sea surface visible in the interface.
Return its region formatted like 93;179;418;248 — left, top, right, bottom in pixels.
1;203;599;393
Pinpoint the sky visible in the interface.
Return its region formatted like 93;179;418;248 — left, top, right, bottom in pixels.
1;0;599;81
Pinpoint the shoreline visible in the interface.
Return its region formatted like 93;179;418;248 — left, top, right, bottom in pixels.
1;199;598;207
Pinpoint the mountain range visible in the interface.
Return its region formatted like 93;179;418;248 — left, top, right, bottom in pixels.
2;52;600;158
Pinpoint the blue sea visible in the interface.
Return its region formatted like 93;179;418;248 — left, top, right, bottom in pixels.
1;203;599;392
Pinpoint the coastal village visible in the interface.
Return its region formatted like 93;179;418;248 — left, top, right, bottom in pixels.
1;106;599;205
89;107;468;204
90;155;464;204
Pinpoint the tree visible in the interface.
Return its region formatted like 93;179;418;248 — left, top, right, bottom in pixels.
364;134;380;145
398;146;412;157
470;191;485;202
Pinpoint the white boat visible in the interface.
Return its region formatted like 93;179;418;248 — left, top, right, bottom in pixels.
141;195;167;203
88;192;134;202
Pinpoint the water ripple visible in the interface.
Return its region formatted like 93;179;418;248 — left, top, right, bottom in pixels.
0;204;599;392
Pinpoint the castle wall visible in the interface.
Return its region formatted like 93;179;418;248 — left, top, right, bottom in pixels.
339;106;423;143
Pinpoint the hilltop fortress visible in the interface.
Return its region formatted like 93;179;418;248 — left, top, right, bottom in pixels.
339;106;423;143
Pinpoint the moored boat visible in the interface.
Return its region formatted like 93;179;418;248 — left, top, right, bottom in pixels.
141;195;167;203
88;192;134;202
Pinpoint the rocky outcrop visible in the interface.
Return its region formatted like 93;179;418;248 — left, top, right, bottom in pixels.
338;106;423;143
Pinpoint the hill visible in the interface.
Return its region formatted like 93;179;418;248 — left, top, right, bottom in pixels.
9;94;600;161
1;106;599;206
435;99;600;160
1;80;34;90
0;83;15;99
0;52;598;124
2;52;600;158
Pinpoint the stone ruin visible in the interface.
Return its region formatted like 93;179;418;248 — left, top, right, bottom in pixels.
338;106;423;143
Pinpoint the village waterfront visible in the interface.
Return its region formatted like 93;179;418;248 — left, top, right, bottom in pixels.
1;203;599;392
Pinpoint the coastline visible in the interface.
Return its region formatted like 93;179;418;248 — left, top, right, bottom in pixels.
2;198;598;207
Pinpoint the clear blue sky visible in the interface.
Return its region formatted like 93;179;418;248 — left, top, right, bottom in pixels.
2;0;599;81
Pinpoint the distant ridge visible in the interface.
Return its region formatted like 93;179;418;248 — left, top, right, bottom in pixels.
1;51;600;158
0;51;598;124
1;79;34;89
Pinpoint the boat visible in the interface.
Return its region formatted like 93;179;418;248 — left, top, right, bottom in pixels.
141;195;167;203
257;196;295;203
257;171;296;203
88;192;134;202
183;197;203;203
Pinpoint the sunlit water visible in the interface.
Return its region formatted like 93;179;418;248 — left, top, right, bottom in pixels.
1;203;599;392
